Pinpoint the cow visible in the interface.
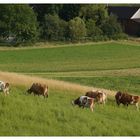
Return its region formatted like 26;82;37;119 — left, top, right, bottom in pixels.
0;81;10;95
72;96;94;112
85;90;107;104
115;91;140;110
27;83;48;98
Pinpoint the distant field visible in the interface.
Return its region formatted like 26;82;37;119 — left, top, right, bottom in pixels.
0;42;140;72
0;41;140;136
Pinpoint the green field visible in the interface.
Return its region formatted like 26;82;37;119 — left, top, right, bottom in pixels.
0;42;140;72
0;85;140;136
0;41;140;136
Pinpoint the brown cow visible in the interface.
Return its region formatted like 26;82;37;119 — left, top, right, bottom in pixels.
115;91;140;110
0;81;10;95
72;96;94;112
27;83;48;98
85;90;107;104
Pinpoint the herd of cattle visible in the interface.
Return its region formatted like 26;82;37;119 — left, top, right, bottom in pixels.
0;80;140;111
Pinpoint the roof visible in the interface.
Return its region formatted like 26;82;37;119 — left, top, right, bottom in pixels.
108;6;140;19
131;8;140;22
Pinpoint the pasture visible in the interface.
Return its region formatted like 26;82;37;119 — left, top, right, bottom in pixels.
0;41;140;136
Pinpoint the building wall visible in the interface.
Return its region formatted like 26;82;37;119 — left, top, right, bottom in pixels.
119;19;140;36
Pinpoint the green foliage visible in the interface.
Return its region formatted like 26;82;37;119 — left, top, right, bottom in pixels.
59;4;81;21
79;4;108;25
43;14;60;40
68;17;87;41
43;14;68;41
0;4;127;44
0;4;39;45
31;4;63;23
86;19;103;40
0;5;14;38
101;14;123;38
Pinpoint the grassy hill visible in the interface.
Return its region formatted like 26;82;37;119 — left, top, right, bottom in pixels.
0;41;140;136
0;84;140;136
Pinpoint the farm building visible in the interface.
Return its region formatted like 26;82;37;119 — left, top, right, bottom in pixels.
108;6;140;36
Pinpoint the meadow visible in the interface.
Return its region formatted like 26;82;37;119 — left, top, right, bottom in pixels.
0;41;140;136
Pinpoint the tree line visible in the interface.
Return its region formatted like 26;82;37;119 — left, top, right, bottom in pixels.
0;4;127;45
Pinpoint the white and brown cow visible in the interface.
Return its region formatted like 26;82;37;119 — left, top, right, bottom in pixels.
0;81;10;95
27;83;48;98
115;91;140;110
72;96;94;112
85;90;107;104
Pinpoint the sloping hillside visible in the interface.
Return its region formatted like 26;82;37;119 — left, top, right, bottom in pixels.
0;72;140;136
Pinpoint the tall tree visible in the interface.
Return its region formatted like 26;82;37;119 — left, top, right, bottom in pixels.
0;4;39;44
31;4;63;23
59;4;81;21
79;4;108;25
68;17;87;41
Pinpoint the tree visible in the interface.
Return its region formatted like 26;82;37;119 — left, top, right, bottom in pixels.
31;4;63;23
68;17;87;41
86;19;103;39
0;4;39;44
0;5;14;38
43;14;68;41
79;4;108;26
100;14;123;38
59;4;81;21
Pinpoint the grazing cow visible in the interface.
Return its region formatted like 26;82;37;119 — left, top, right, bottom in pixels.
85;90;107;104
27;83;48;98
72;96;94;112
115;91;140;110
0;81;10;95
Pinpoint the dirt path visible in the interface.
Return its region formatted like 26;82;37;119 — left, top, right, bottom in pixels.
0;71;116;96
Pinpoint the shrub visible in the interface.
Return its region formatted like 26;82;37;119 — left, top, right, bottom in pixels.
0;4;39;45
43;14;60;40
101;14;123;39
42;14;68;41
86;19;103;39
68;17;87;41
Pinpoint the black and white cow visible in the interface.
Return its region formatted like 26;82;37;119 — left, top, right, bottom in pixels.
72;96;94;112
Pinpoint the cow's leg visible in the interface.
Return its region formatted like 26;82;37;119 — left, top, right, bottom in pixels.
116;101;120;106
136;103;139;111
90;103;94;112
4;92;7;96
44;92;48;98
3;89;7;96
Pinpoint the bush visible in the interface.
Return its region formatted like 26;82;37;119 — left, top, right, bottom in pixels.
101;14;123;39
43;14;60;40
68;17;87;41
42;14;68;41
0;4;39;45
86;19;103;39
111;33;128;40
58;19;68;41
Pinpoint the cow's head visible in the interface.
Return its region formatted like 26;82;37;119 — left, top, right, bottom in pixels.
72;97;81;106
96;93;103;103
27;88;32;94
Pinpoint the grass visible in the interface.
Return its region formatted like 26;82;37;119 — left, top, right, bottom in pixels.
0;41;140;135
0;85;140;136
0;42;140;72
51;76;140;95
